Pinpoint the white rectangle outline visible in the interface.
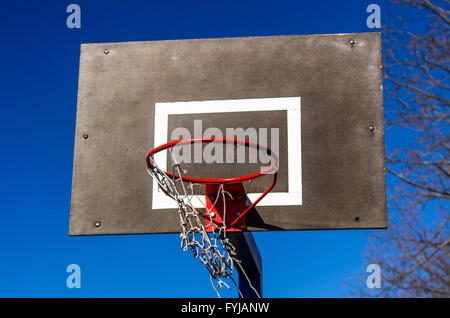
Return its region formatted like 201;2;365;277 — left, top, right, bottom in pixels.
152;97;302;209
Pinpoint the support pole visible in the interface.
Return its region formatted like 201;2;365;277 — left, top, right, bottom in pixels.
228;232;262;298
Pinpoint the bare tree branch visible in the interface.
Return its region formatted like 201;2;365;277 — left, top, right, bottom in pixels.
386;166;450;197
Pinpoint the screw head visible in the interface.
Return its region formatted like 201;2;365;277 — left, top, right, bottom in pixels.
369;125;375;131
349;39;356;46
95;221;101;228
104;49;110;55
82;134;89;139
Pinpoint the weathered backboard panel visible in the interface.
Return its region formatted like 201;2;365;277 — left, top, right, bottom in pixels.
70;32;386;235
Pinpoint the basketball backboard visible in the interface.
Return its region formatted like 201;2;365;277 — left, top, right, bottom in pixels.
69;32;386;235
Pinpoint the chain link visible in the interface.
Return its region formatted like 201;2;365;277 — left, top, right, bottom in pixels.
146;147;250;297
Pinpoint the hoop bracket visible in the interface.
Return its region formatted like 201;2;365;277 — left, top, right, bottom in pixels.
205;183;248;232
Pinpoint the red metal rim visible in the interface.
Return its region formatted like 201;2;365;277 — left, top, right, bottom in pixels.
146;137;279;184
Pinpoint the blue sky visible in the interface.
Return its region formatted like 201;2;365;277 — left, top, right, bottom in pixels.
0;0;394;297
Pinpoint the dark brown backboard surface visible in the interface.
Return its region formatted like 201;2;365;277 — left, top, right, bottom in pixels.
69;32;386;235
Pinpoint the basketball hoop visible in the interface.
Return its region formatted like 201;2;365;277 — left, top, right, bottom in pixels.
146;138;278;229
145;137;278;297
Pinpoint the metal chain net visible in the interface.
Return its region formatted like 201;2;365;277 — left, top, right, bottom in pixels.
146;147;260;297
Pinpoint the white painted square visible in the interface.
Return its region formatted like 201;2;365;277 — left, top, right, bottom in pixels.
152;97;302;209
